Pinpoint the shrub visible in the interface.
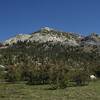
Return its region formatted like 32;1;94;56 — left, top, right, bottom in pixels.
4;65;21;82
49;65;68;89
67;69;89;86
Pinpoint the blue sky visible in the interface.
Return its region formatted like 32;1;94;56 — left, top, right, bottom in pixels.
0;0;100;41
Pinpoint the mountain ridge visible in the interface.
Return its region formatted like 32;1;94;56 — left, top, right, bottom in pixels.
1;27;100;46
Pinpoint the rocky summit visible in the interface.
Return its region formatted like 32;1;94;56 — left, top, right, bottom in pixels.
1;27;100;48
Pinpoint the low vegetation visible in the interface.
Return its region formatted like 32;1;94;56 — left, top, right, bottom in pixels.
0;41;100;89
0;81;100;100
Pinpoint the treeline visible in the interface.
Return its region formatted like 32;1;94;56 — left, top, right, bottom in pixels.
0;41;100;89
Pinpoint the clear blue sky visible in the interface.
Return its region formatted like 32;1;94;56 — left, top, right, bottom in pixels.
0;0;100;41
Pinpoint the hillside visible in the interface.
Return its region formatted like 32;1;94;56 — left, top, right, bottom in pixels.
2;27;100;47
2;27;81;46
0;27;100;88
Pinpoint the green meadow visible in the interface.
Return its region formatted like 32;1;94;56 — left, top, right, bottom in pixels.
0;81;100;100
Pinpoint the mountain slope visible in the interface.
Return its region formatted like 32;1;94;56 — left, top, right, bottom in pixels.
3;27;82;46
3;27;100;47
4;34;31;45
81;33;100;45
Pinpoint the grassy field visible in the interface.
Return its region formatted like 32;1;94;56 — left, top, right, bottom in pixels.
0;81;100;100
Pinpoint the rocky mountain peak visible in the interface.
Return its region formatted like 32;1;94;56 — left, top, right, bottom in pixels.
40;27;54;31
2;27;100;46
